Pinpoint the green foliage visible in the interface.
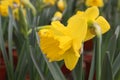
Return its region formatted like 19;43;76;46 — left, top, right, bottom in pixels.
0;0;120;80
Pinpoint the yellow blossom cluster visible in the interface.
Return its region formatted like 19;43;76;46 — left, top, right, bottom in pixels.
0;0;21;16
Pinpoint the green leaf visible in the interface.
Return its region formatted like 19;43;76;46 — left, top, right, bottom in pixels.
43;55;66;80
18;7;28;38
113;52;120;77
15;41;28;80
29;46;46;80
72;54;83;80
114;68;120;80
88;49;95;80
0;16;12;79
107;26;120;63
8;7;14;80
101;53;113;80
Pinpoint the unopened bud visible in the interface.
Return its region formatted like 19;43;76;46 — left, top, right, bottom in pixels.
57;0;66;12
52;11;62;21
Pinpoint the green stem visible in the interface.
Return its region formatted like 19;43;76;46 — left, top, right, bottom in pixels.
96;35;102;80
27;26;50;35
94;23;102;80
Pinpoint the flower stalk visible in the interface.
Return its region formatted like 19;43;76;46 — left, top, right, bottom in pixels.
94;23;102;80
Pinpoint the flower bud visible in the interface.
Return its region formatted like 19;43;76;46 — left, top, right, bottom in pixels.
52;11;62;21
57;0;66;12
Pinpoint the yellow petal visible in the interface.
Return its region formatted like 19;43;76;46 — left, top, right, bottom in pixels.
84;29;95;41
85;6;99;21
67;14;87;56
58;36;72;50
38;29;64;61
67;14;87;39
38;27;72;61
51;21;67;35
96;16;110;34
76;11;84;15
63;48;79;70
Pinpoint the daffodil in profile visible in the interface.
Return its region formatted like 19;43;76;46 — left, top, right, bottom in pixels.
85;0;104;7
76;6;110;41
38;14;87;70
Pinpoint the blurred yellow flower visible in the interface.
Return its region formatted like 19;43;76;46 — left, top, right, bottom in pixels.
52;11;62;21
76;6;110;41
0;0;35;17
0;0;21;16
43;0;56;5
85;0;104;7
57;0;66;12
38;14;87;70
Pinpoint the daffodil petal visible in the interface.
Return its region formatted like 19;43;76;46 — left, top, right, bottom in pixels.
96;16;110;34
51;21;67;35
58;36;72;50
85;6;99;21
84;29;95;41
76;11;84;15
38;29;65;61
63;48;79;70
67;14;87;39
67;14;87;56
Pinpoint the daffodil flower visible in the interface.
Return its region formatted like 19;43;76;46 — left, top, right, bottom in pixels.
0;0;35;17
38;14;87;70
0;0;12;16
85;0;104;7
76;6;110;41
0;0;21;16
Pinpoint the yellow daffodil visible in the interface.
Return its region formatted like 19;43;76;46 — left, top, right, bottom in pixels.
38;14;87;70
43;0;56;5
52;11;62;21
0;0;12;16
0;0;35;17
0;0;21;16
76;6;110;41
85;0;104;7
57;0;66;12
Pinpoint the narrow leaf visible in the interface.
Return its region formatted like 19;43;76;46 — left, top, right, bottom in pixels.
113;52;120;77
101;53;113;80
88;50;95;80
0;16;11;79
72;54;83;80
43;55;66;80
